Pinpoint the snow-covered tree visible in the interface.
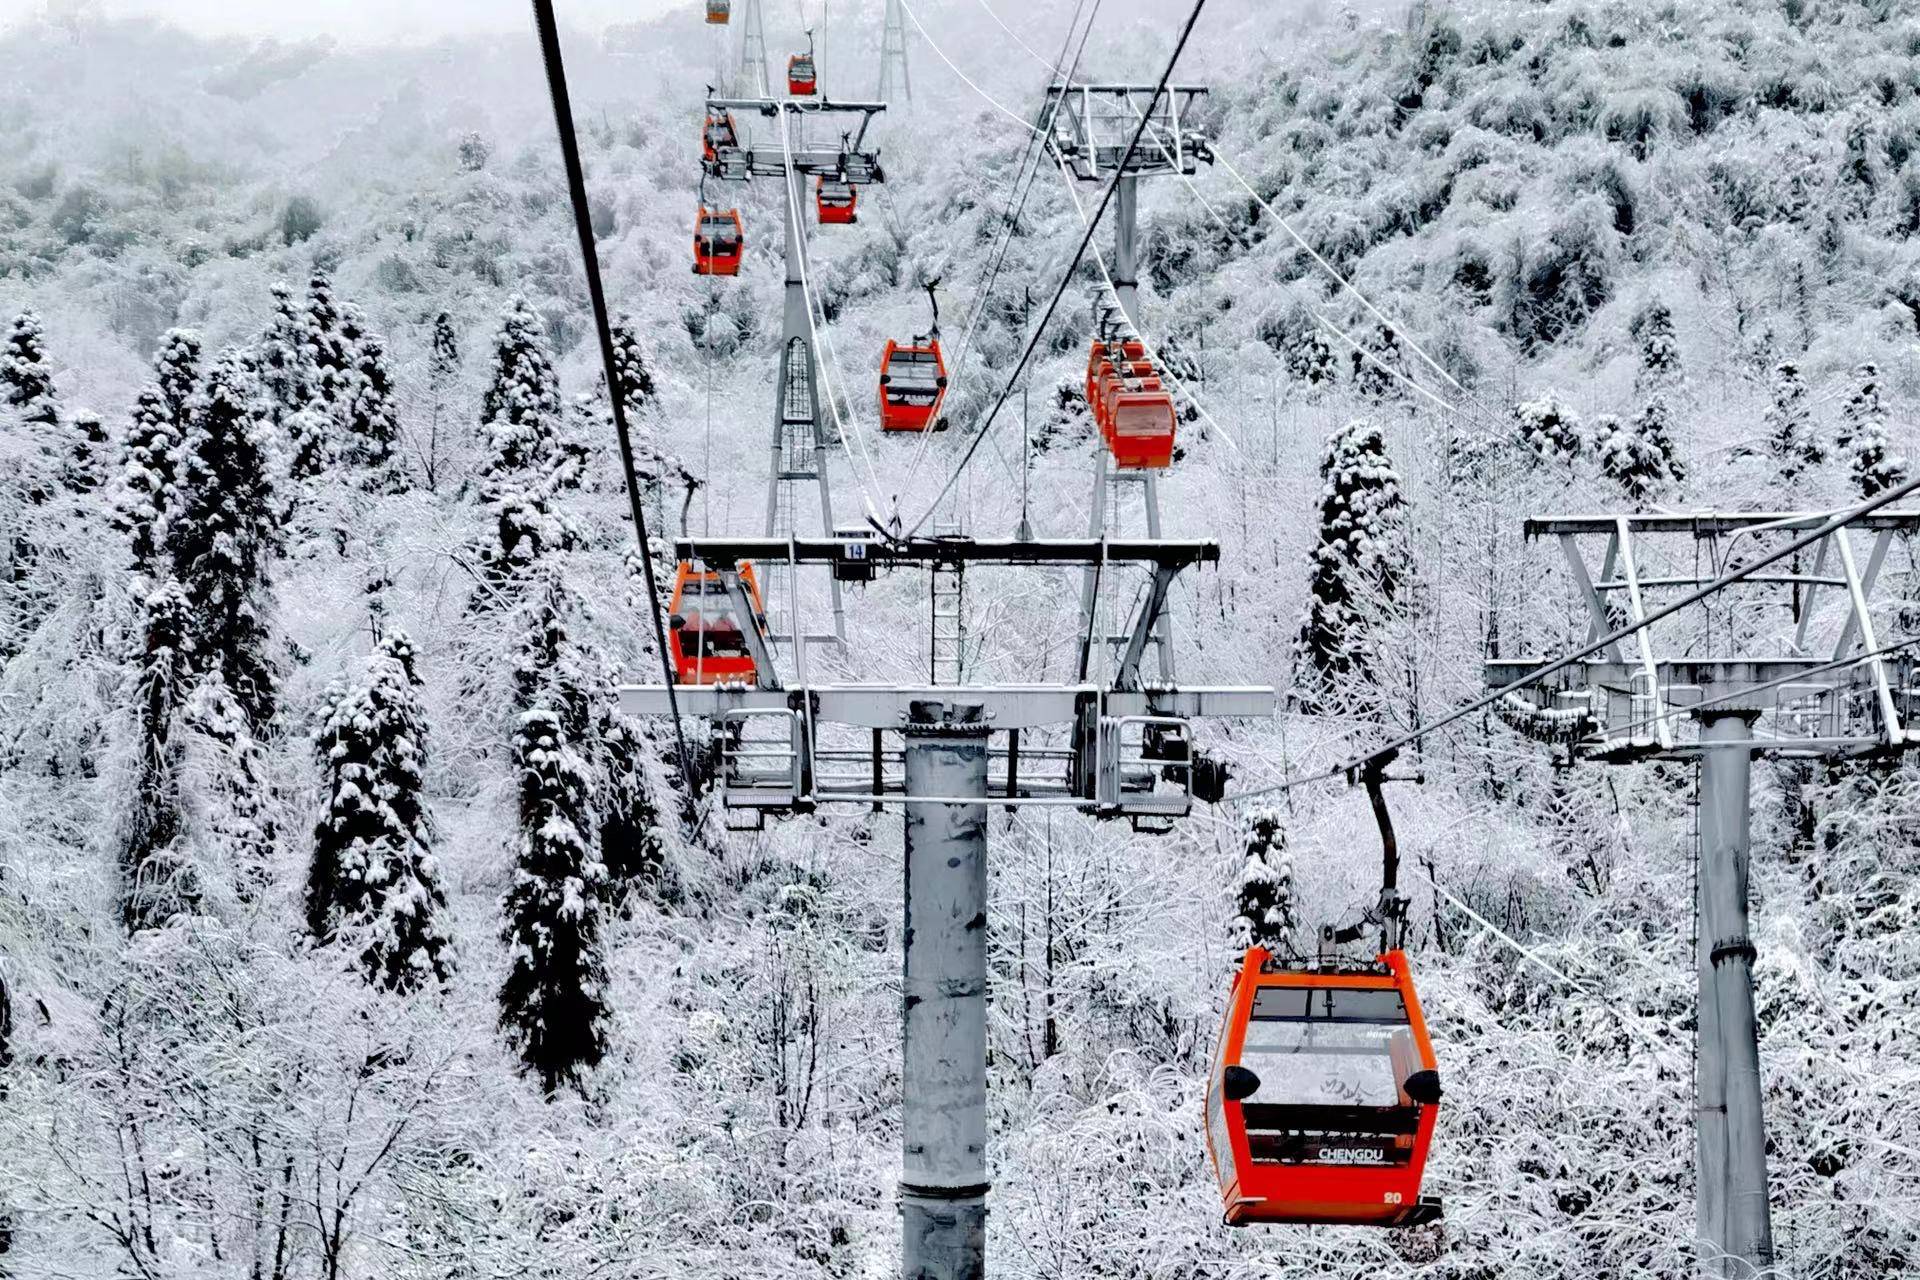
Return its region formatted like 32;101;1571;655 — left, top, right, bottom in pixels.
596;691;668;892
1839;362;1907;499
1294;419;1408;701
339;307;404;489
308;629;453;991
498;706;609;1096
1765;360;1821;483
1231;807;1297;957
165;352;282;731
1515;392;1583;467
1631;297;1683;397
153;328;202;432
289;270;351;478
181;677;277;904
118;580;196;931
111;388;183;577
1595;396;1684;502
1;310;58;430
1351;323;1404;402
1275;307;1338;393
478;296;562;492
59;409;108;495
257;280;309;420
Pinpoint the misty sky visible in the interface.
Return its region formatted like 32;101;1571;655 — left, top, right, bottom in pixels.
15;0;684;44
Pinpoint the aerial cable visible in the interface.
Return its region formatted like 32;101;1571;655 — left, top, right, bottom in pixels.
1226;471;1920;804
774;108;889;525
891;0;1097;508
528;0;696;795
900;0;1209;540
972;0;1064;77
896;0;1051;136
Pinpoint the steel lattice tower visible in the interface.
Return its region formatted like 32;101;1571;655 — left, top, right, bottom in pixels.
878;0;911;104
736;0;769;97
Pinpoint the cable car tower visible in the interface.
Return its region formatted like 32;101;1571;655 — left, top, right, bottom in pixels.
1043;82;1212;684
619;534;1273;1280
878;0;911;104
1488;508;1920;1279
701;93;886;653
734;0;770;97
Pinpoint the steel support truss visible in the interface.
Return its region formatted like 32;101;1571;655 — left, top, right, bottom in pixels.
1484;508;1920;1280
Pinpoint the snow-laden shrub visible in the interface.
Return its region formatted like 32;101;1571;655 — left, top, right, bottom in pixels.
1515;392;1584;466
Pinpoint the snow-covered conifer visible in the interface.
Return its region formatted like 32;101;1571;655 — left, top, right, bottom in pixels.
1283;309;1337;394
499;706;610;1096
1838;362;1906;498
1351;323;1404;402
1231;807;1297;957
596;689;667;891
111;388;181;576
610;314;656;416
290;271;350;478
258;280;309;420
1631;298;1683;397
479;296;562;491
1;310;58;429
60;409;108;495
182;677;277;903
1293;419;1407;700
1594;399;1683;502
340;307;404;489
1765;360;1821;483
166;351;282;731
431;310;459;386
308;629;453;991
153;328;202;430
119;580;196;931
1515;393;1583;467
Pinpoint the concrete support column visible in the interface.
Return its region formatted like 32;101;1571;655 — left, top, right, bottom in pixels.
900;702;990;1280
1696;708;1773;1279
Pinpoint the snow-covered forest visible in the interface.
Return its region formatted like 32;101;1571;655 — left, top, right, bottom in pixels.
3;0;1920;1275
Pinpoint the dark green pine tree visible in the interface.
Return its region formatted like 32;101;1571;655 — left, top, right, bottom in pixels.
340;305;404;489
1595;397;1684;502
1840;362;1908;499
119;580;197;931
308;629;454;991
1293;419;1407;705
1;309;59;429
258;280;310;422
479;296;563;492
166;352;282;732
291;270;351;478
1631;297;1683;398
499;705;610;1096
1232;807;1297;958
153;328;203;431
60;409;109;495
1351;323;1404;403
1765;360;1821;484
111;389;183;577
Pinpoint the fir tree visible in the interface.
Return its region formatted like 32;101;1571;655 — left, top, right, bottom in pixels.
596;690;667;890
1;310;58;429
431;310;460;387
340;307;404;489
1765;360;1821;483
153;328;203;430
258;280;310;421
555;393;597;495
1515;393;1583;468
1594;399;1684;502
183;677;277;904
1232;807;1297;957
60;409;108;495
1836;362;1907;498
308;629;453;991
610;314;656;416
166;352;282;731
479;296;563;492
1631;298;1683;398
291;270;350;478
498;706;610;1096
1293;419;1407;701
1351;323;1404;402
111;388;183;576
119;580;196;931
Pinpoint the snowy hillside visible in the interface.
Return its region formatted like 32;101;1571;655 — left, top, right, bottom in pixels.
3;1;1920;1277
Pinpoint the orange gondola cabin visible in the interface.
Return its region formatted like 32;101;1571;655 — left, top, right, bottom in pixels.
693;207;743;276
816;177;857;225
667;561;767;685
787;51;818;95
1085;337;1175;469
1205;947;1443;1228
878;340;946;431
706;0;730;23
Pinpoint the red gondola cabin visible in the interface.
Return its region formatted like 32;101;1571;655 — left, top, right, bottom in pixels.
1205;947;1442;1228
706;0;730;23
788;51;817;95
693;207;743;276
667;561;767;685
878;339;947;432
816;177;857;225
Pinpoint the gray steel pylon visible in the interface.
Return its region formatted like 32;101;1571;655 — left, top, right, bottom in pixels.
879;0;910;104
765;168;847;652
737;0;769;98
